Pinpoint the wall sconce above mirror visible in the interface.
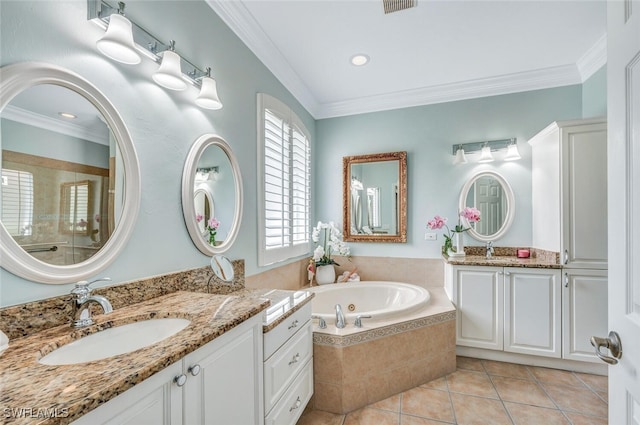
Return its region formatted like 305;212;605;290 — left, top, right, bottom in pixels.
453;138;520;164
88;0;223;109
182;134;243;255
343;151;407;243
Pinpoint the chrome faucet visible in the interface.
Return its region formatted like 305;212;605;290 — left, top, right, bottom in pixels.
486;241;495;258
71;277;113;328
335;304;346;329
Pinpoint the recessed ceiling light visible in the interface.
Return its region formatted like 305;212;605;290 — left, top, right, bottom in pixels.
58;112;77;119
350;54;370;67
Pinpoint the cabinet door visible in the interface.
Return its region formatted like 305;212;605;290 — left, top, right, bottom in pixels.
183;314;264;425
453;266;503;350
504;268;561;358
562;269;608;362
71;362;183;425
561;122;607;269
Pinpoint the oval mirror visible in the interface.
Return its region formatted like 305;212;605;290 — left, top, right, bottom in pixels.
182;134;243;255
458;171;514;242
0;62;141;284
210;255;234;282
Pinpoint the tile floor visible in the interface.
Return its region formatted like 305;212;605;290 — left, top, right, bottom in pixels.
297;356;608;425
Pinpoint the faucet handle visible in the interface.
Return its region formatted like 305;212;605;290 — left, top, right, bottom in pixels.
311;315;327;329
74;277;112;289
354;315;372;328
72;277;111;297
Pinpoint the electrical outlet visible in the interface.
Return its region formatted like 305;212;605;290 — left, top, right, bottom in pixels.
424;232;437;241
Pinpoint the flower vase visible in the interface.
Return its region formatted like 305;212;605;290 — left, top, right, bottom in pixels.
448;232;466;257
315;265;336;285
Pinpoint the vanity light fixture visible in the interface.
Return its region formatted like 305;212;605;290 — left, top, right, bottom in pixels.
152;40;187;91
451;138;518;164
88;0;223;109
95;3;141;65
195;68;223;110
478;144;494;163
504;140;522;161
196;166;219;182
453;145;467;164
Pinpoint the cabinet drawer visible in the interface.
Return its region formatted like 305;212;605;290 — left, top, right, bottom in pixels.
264;302;312;360
264;321;312;413
265;359;313;425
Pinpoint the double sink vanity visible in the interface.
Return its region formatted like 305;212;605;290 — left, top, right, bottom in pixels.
0;275;314;425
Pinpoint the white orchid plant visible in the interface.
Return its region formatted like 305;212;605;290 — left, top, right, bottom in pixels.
311;221;351;266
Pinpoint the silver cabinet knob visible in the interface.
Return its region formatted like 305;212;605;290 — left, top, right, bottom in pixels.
174;374;187;387
188;364;201;376
289;396;302;412
288;353;301;366
287;319;299;330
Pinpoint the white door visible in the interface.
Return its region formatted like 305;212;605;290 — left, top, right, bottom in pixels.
605;1;640;423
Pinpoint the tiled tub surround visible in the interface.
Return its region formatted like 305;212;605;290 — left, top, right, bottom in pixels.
311;287;457;414
245;256;445;291
0;291;270;425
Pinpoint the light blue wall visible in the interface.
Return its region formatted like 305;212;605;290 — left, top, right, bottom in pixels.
582;66;607;118
0;1;315;306
316;86;583;259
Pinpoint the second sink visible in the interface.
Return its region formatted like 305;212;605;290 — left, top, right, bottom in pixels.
39;318;191;366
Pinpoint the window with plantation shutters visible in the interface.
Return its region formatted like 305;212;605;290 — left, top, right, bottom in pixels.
1;169;34;237
258;94;311;266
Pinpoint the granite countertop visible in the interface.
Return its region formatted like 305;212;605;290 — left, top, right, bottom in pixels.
232;288;315;332
0;291;271;425
443;254;561;269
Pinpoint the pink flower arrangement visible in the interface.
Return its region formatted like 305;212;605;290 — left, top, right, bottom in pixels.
427;207;481;254
196;214;221;246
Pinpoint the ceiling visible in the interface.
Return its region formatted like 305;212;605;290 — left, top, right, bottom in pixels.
207;0;607;119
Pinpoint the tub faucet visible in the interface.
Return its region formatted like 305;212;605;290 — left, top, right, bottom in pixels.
486;241;495;258
335;304;346;329
71;277;113;328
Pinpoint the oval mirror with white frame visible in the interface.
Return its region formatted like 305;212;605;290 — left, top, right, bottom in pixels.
458;171;514;242
0;62;141;284
182;134;243;255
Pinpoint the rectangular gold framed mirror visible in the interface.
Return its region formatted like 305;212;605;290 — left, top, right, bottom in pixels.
342;151;407;243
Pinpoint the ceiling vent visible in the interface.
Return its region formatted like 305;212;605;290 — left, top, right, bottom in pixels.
383;0;416;14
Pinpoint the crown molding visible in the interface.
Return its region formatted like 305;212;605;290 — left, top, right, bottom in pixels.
2;105;109;145
207;2;602;119
315;65;582;119
205;0;320;117
576;33;607;82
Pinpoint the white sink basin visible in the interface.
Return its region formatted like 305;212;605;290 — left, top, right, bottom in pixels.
39;318;191;365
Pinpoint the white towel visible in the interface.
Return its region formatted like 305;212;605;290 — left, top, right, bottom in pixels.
0;330;8;355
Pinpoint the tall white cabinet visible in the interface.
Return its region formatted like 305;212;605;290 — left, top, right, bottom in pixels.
530;118;608;363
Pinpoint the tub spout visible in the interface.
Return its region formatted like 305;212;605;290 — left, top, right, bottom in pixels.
335;304;346;329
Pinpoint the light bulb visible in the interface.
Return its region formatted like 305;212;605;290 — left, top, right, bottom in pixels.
96;14;141;65
478;146;494;163
153;49;187;91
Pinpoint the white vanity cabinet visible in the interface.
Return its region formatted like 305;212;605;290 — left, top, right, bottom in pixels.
182;313;264;425
449;265;504;351
448;265;562;358
562;269;608;363
71;314;264;425
263;302;313;425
